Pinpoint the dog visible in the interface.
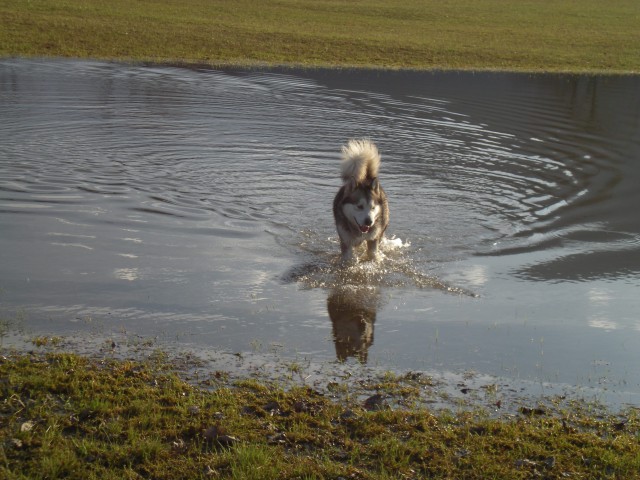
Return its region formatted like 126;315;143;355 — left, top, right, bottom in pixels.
333;139;389;263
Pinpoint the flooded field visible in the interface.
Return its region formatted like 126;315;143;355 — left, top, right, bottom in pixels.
1;59;639;406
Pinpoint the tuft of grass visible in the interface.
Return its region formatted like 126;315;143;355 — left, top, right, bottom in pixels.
1;352;639;479
31;336;63;347
0;0;639;72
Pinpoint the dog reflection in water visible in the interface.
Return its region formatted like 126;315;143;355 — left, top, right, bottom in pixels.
327;286;379;363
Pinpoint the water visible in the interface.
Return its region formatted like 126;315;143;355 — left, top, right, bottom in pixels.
1;59;639;405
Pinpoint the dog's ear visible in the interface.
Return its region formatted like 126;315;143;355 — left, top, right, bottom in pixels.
370;178;380;194
345;176;357;195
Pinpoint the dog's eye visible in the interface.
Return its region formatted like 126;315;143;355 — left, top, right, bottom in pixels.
356;205;364;210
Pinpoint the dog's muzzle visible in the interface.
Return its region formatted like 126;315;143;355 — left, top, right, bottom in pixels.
356;217;373;233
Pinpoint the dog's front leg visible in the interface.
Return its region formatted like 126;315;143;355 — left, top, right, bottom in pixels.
366;239;381;261
340;241;356;264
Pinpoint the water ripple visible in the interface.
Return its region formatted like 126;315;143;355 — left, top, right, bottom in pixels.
1;59;639;282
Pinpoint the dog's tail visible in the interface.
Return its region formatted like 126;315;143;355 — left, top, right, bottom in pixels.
340;139;380;184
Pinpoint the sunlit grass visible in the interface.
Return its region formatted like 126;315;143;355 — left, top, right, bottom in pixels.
1;352;639;479
1;0;638;72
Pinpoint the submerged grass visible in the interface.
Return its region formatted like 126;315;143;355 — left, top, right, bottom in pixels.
1;0;639;72
1;352;639;479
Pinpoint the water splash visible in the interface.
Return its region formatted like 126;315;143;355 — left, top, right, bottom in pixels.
283;233;477;297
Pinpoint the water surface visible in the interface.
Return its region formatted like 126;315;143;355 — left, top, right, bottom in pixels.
1;60;639;405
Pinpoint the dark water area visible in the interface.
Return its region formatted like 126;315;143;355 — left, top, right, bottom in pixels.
1;59;639;405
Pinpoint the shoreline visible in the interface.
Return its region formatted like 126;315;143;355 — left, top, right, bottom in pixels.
2;332;639;479
3;329;638;416
4;54;639;77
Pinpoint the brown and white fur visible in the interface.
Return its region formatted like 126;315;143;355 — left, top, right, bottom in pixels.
333;139;389;263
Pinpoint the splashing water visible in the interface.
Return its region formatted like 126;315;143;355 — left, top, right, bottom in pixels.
284;233;477;297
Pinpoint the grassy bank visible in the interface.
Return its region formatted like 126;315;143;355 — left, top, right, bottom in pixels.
1;0;639;72
1;352;639;479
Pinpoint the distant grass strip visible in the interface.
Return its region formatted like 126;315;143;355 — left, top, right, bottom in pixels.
1;0;639;72
1;352;639;479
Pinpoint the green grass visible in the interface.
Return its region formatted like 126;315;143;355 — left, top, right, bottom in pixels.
1;352;639;479
1;0;639;72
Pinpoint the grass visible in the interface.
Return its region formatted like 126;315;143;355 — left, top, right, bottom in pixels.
1;352;639;479
1;0;639;72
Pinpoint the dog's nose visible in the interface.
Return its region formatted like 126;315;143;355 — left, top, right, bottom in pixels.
364;217;373;226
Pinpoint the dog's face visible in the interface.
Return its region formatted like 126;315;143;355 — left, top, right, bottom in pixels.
341;179;383;234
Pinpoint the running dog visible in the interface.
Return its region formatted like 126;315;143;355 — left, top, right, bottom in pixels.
333;139;389;263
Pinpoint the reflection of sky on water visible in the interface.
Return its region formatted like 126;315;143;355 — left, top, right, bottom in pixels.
586;287;618;332
114;268;139;282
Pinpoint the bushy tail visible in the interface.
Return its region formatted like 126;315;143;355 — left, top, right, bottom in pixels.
340;139;380;183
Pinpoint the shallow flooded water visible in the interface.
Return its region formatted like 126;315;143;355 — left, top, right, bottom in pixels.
1;59;639;405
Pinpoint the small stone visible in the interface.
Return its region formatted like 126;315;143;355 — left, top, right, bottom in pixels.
241;405;260;416
613;420;627;431
340;409;357;421
203;426;220;442
363;394;387;411
263;401;280;413
20;421;35;432
203;426;238;448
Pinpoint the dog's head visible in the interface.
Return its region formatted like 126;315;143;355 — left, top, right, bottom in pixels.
341;177;383;234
